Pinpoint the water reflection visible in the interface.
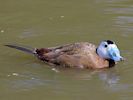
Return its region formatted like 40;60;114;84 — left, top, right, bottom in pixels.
58;68;133;93
56;68;120;85
1;65;133;100
2;68;121;92
98;69;120;85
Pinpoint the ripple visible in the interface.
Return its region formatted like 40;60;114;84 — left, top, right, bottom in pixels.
105;6;133;15
104;83;133;93
19;29;41;39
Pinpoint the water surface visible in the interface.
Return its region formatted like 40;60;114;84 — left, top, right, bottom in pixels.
0;0;133;100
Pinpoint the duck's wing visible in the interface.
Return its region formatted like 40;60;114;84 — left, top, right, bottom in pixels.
36;42;94;59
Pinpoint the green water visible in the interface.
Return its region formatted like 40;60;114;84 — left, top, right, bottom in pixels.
0;0;133;100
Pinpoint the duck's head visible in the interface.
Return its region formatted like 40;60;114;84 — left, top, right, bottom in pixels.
97;40;123;62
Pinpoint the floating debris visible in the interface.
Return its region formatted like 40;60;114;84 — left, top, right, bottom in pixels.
7;74;11;77
12;73;19;76
0;30;4;33
31;77;35;80
51;68;59;73
7;73;19;77
60;16;64;18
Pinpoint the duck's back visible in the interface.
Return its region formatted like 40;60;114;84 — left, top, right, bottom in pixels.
36;42;109;69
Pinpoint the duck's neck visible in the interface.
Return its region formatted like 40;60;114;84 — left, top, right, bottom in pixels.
108;59;115;68
96;48;98;55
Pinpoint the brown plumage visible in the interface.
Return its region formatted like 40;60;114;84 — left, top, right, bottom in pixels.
5;42;115;69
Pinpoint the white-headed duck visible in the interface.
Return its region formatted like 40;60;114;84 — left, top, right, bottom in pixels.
5;40;123;69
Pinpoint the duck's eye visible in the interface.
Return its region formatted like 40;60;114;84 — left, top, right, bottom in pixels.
104;44;108;48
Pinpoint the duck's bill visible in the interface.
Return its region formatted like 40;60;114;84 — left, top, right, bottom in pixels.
120;57;125;61
112;55;123;62
108;46;123;62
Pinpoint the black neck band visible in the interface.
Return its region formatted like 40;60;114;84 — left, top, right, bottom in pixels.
108;59;115;68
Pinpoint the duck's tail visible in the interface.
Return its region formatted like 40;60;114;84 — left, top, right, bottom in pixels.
4;44;36;54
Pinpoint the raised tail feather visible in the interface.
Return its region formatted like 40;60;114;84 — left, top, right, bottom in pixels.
4;44;36;54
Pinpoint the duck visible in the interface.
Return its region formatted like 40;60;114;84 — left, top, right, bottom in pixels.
4;40;123;69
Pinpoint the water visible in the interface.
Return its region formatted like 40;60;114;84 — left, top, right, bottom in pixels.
0;0;133;100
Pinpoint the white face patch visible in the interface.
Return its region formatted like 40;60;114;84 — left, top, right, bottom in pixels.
108;44;117;48
97;41;123;61
97;41;110;59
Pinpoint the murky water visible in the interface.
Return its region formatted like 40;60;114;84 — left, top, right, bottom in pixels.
0;0;133;100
